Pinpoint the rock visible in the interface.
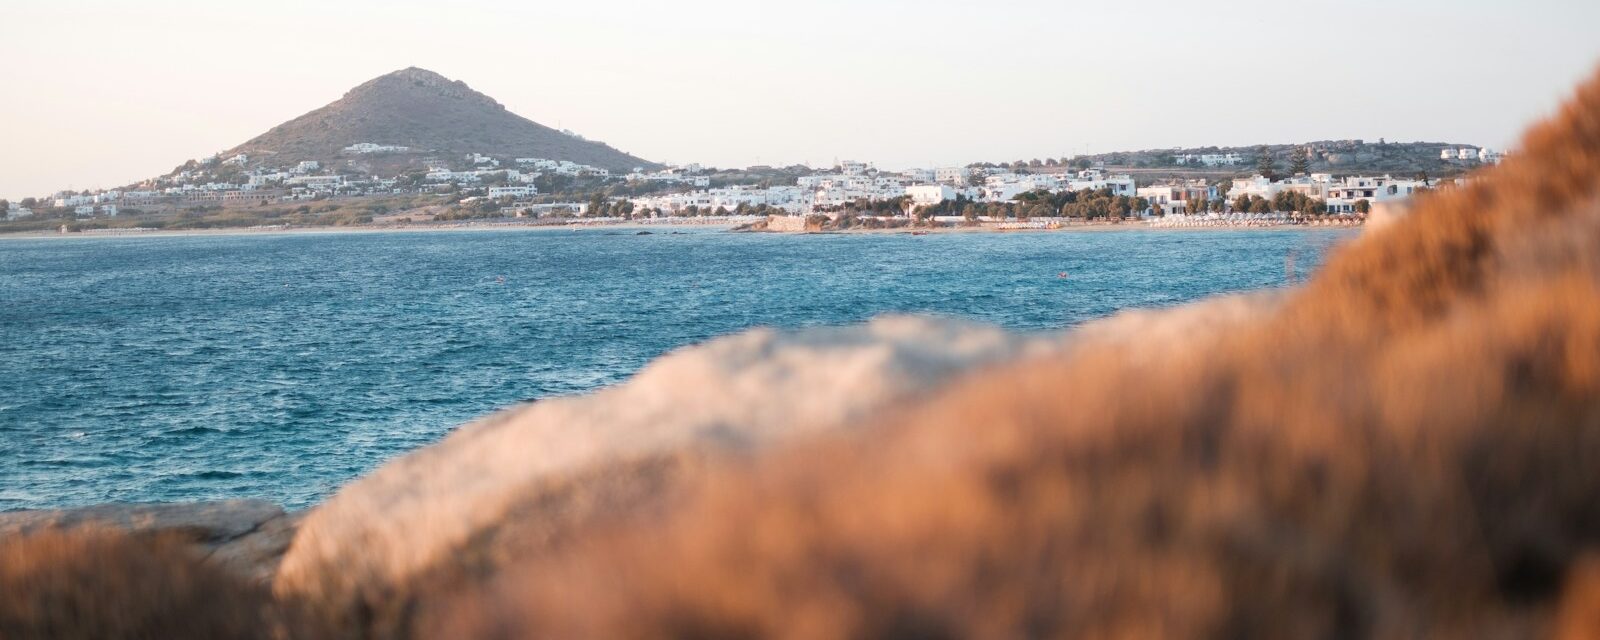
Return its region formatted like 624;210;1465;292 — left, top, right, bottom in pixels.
275;315;1059;617
206;511;306;583
0;500;299;583
0;500;283;543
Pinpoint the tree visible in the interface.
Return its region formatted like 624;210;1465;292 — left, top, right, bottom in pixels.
1354;199;1371;214
1272;191;1294;213
1289;146;1310;176
1255;146;1278;180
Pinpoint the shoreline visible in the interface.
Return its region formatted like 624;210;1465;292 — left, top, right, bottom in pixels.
0;220;743;240
0;219;1360;240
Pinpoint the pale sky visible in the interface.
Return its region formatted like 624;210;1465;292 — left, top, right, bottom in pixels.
2;0;1598;200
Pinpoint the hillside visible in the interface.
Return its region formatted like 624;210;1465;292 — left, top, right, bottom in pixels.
224;67;658;172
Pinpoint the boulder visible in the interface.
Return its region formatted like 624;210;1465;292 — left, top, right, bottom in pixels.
0;500;298;583
274;315;1058;621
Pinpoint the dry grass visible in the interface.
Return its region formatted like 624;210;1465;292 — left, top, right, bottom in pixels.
424;66;1600;639
0;528;320;639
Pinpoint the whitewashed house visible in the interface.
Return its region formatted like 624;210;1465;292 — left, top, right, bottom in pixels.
907;184;959;206
487;186;538;199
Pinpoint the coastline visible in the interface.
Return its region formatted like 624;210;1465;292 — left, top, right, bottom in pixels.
0;219;1359;240
0;220;742;240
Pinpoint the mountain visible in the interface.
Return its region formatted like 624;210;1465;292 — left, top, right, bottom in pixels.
225;67;658;172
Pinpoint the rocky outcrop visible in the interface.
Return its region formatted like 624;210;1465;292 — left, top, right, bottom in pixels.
272;315;1060;621
0;500;299;583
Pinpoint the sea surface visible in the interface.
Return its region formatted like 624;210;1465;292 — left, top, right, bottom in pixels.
0;227;1351;510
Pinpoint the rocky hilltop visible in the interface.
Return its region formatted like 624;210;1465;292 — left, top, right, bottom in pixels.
225;67;658;172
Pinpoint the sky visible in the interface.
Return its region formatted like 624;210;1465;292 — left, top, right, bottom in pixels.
2;0;1599;200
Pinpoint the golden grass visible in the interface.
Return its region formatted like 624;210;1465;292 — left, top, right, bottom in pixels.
0;529;320;639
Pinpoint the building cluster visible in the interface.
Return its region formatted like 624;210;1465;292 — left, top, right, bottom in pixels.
11;139;1500;223
343;142;411;154
1440;147;1505;164
5;202;34;220
629;162;1138;216
625;166;711;188
1172;153;1244;167
1136;180;1219;216
1226;173;1431;214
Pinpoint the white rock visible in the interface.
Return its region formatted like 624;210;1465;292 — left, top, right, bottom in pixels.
276;315;1053;604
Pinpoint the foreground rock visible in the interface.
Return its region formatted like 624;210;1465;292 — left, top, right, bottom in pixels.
273;315;1061;628
0;500;298;582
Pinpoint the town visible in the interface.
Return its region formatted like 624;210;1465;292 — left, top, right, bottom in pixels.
1;142;1505;233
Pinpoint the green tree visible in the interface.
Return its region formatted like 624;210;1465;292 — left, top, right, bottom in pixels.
1289;146;1310;176
1272;191;1294;212
1354;199;1371;214
1255;146;1278;180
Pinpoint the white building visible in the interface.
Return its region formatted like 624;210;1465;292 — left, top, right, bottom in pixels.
343;143;410;154
626;169;710;187
1325;175;1428;213
223;154;249;167
6;204;34;220
1457;148;1477;161
294;161;321;174
487;186;538;199
1227;174;1333;202
249;172;288;187
907;184;959;206
1064;170;1136;197
983;174;1060;201
286;175;345;189
1174;153;1243;166
1137;180;1216;216
935;167;973;185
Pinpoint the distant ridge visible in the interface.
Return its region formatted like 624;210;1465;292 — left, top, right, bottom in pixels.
225;67;658;172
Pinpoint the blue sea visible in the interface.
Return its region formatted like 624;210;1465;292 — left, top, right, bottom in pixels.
0;227;1351;511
